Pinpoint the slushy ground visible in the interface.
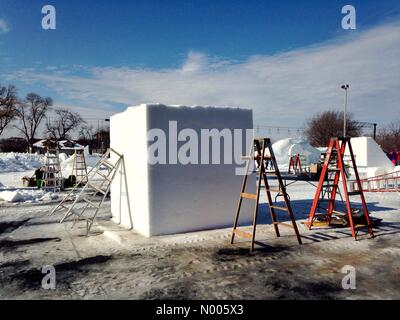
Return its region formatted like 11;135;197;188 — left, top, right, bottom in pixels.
1;181;399;299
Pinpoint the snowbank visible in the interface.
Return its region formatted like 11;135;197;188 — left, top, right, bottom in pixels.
0;153;44;173
0;189;59;203
272;138;321;170
60;150;102;177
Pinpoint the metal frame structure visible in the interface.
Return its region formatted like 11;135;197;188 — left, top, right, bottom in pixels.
50;148;123;235
72;149;88;186
352;171;400;193
41;148;63;192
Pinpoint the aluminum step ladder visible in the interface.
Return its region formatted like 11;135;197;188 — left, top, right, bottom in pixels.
72;149;88;186
50;148;123;235
42;148;63;192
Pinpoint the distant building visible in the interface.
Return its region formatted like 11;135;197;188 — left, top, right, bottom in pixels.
32;139;85;156
0;137;29;152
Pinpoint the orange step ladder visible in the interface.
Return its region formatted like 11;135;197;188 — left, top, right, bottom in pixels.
307;137;374;239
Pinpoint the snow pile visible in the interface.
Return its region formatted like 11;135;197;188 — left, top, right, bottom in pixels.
272;138;321;170
0;189;60;203
60;148;101;177
0;153;45;172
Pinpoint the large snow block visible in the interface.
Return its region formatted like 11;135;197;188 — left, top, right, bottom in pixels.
346;137;394;178
110;104;254;237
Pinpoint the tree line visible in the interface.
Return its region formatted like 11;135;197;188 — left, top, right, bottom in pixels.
304;110;399;152
0;83;107;153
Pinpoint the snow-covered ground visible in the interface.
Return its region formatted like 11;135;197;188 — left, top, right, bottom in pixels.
0;181;399;299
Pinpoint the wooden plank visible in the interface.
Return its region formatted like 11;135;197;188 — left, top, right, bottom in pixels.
270;205;288;211
241;192;257;200
265;188;280;193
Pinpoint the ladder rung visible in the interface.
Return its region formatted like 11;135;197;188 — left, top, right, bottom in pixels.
265;172;277;176
347;191;361;196
273;222;293;229
87;183;108;195
331;210;347;215
82;197;100;209
102;160;117;169
327;168;340;172
233;229;253;239
270;205;288;211
265;188;280;193
96;171;113;181
241;192;258;200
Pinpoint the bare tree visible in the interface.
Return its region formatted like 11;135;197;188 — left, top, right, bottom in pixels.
304;110;361;147
46;108;85;141
376;122;400;152
77;124;95;153
0;84;18;137
14;93;53;152
78;124;95;141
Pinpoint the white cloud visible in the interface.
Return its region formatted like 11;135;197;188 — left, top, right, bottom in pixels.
7;21;400;129
0;19;10;34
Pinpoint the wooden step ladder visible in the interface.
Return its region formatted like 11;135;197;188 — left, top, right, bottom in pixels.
41;148;63;192
307;137;374;239
72;149;88;186
50;148;123;235
231;138;302;253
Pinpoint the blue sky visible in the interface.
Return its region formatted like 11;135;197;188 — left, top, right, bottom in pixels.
1;0;400;138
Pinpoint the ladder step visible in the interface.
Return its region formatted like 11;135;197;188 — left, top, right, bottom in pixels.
270;205;288;211
96;171;113;181
60;204;70;210
102;160;117;170
233;229;253;239
265;172;277;176
331;209;347;215
241;192;257;200
348;191;361;196
82;197;100;209
87;183;108;195
265;188;280;193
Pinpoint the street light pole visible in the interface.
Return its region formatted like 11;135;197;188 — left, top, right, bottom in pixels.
341;84;349;137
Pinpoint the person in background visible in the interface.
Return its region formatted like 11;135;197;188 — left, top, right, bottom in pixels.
388;151;397;166
34;167;45;189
